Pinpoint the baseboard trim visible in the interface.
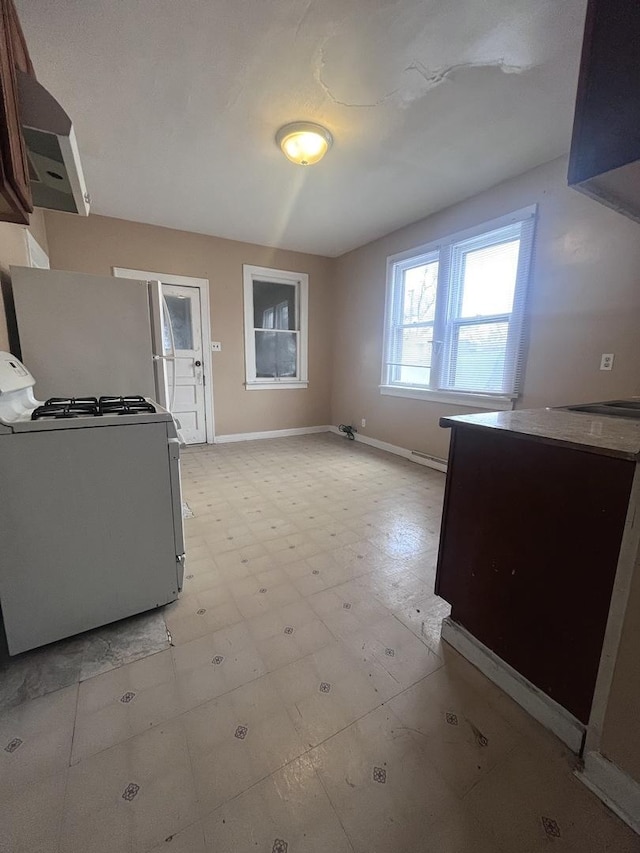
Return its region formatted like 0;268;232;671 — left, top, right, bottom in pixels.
215;425;330;444
213;423;448;472
328;425;447;473
577;751;640;834
441;617;585;753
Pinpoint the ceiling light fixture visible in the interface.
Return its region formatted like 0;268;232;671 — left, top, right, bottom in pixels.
276;122;333;166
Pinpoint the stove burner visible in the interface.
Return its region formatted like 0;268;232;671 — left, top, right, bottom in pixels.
31;402;100;420
30;395;156;420
99;395;146;405
99;396;156;415
45;397;99;407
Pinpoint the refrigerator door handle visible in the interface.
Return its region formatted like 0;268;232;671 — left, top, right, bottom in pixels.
149;281;178;412
161;291;177;412
148;281;169;409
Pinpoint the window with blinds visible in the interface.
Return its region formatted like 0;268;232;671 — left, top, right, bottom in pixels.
382;207;536;399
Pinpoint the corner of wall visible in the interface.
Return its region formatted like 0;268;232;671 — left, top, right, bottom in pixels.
0;208;50;350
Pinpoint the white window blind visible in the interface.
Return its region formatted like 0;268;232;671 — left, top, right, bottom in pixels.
382;207;535;400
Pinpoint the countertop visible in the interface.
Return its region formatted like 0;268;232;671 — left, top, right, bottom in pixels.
440;408;640;461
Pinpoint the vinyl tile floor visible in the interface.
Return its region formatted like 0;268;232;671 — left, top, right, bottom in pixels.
1;434;637;852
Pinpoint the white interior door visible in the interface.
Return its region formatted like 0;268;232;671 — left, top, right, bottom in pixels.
162;284;207;444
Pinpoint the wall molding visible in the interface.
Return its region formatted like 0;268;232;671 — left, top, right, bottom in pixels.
441;617;585;753
577;751;640;835
214;423;448;476
215;425;330;444
584;466;640;755
328;425;447;473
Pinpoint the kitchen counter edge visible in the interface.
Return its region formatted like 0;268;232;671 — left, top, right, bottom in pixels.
439;408;640;462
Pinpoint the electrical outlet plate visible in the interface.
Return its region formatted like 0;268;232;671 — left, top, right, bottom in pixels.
600;353;614;371
361;418;366;428
211;342;222;352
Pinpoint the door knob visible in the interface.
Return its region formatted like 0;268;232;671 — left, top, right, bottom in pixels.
194;360;201;367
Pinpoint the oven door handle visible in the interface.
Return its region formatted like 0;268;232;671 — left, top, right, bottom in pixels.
167;436;185;591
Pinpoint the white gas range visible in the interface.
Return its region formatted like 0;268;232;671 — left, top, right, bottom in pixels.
0;352;185;655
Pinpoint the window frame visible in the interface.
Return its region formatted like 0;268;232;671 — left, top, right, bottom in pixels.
387;247;439;388
380;205;536;410
242;264;309;391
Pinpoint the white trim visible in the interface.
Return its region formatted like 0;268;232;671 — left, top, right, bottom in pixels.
242;264;309;388
58;126;90;216
382;204;537;400
215;425;329;443
328;425;448;473
577;751;640;834
114;269;209;290
246;381;308;391
585;468;640;755
386;205;538;267
25;231;50;269
113;267;215;444
441;617;585;753
199;278;215;442
379;384;515;410
214;424;447;474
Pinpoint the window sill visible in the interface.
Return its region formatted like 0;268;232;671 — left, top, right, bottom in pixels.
246;381;308;391
379;384;515;411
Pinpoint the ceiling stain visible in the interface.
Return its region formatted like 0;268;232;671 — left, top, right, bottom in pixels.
316;51;533;109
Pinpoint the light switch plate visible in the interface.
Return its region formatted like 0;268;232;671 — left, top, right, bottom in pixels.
211;342;222;352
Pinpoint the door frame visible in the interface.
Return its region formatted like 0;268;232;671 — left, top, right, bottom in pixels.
113;267;215;444
25;231;50;268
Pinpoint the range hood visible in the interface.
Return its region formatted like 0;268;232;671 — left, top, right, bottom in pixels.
16;70;90;216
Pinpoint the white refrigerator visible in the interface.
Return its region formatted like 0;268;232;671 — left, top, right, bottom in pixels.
10;266;173;406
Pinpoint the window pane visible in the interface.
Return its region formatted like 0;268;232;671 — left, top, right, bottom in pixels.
253;280;296;330
391;326;432;386
402;261;438;323
451;321;508;393
164;295;193;350
397;363;431;385
459;239;520;318
255;330;297;378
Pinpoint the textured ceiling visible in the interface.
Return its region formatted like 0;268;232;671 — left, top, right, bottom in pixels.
17;0;587;256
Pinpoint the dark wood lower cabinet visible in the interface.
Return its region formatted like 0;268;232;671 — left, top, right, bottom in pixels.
435;426;635;724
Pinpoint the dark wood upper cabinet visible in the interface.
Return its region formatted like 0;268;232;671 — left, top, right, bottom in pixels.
0;0;33;224
568;1;640;222
6;0;34;76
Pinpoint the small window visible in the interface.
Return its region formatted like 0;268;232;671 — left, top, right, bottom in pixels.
163;294;194;351
243;265;308;390
382;207;536;403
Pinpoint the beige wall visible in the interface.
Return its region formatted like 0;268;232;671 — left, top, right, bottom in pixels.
22;159;640;446
330;157;640;460
42;212;334;436
0;208;49;350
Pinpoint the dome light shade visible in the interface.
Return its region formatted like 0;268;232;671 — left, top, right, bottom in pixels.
276;122;333;166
